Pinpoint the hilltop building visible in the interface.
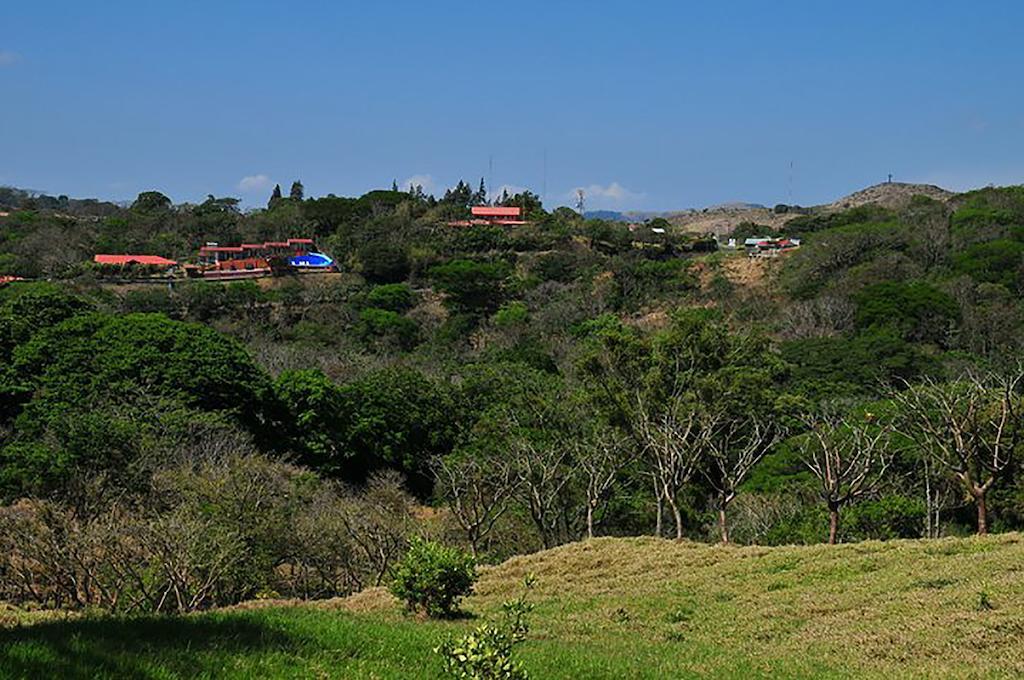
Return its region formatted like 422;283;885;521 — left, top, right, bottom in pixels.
448;206;529;227
744;237;800;257
93;254;179;275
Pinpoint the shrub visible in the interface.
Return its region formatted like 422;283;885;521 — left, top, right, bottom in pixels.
436;574;535;679
953;239;1024;292
531;250;583;283
0;455;416;613
429;259;511;314
356;308;420;350
845;495;926;540
493;301;528;327
365;283;416;312
390;538;476;618
853;280;959;345
359;242;411;284
123;288;179;317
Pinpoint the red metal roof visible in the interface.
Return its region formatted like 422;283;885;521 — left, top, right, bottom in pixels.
471;206;523;217
287;238;314;244
94;254;178;266
263;241;289;247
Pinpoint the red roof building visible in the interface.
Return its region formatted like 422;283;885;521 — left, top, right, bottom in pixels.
471;206;522;218
197;238;318;265
94;254;178;266
450;205;528;227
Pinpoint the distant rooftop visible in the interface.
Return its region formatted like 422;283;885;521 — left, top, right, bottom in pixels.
94;254;178;266
471;206;522;217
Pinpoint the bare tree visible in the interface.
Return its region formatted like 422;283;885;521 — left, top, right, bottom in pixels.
796;413;893;544
893;369;1023;535
508;425;579;549
433;450;521;557
699;409;783;543
572;425;634;539
634;393;702;540
338;471;416;586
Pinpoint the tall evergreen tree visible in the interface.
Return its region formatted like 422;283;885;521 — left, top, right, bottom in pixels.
471;177;488;206
268;184;283;209
290;180;305;201
391;179;399;192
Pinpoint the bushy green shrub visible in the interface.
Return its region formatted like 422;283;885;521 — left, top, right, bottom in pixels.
359;241;411;283
364;283;416;312
429;259;511;314
390;538;476;618
493;301;528;327
122;288;179;317
356;308;420;350
845;495;926;540
436;575;535;679
853;280;959;345
953;239;1024;292
531;250;583;283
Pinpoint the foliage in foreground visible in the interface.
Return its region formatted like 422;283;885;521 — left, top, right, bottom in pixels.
0;454;417;613
3;536;1024;679
390;539;477;618
436;574;536;680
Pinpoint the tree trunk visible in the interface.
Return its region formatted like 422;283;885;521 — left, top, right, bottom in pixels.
976;489;988;535
586;502;595;540
828;505;839;545
718;507;729;544
666;496;683;540
653;479;663;538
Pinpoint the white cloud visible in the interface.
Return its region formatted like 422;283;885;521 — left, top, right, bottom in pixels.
568;181;645;208
0;50;20;67
401;174;436;193
237;174;272;192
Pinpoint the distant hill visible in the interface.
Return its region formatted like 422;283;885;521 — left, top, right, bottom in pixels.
662;181;957;237
825;182;953;212
584;210;629;221
586;183;957;237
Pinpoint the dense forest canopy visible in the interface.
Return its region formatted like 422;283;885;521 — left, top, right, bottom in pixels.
1;179;1024;612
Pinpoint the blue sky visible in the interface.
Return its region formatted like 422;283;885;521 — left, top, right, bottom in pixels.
2;1;1023;211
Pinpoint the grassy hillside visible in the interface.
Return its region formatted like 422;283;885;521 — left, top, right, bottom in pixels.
3;534;1024;679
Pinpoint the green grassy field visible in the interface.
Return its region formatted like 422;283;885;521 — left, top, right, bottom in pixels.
3;534;1024;679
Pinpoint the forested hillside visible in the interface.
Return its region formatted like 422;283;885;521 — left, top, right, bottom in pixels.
1;180;1023;615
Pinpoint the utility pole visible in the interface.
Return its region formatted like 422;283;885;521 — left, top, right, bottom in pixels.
542;149;548;206
788;160;794;204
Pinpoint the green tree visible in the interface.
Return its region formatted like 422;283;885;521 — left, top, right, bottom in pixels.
131;191;171;213
274;369;346;471
268;183;283;209
290;180;305;201
429;259;511;314
358;242;411;284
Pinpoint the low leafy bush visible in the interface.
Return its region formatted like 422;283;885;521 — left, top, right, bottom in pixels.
364;283;416;312
390;538;476;618
356;307;420;349
436;574;535;679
